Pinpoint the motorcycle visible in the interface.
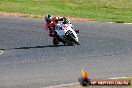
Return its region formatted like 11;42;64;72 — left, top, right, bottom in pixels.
51;20;79;46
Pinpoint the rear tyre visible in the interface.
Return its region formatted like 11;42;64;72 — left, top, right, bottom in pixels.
62;41;66;45
67;42;74;46
53;38;59;46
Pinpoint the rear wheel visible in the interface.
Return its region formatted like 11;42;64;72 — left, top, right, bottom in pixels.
62;41;66;45
53;38;59;46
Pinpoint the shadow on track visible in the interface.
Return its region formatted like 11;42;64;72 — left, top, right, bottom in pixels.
0;45;69;50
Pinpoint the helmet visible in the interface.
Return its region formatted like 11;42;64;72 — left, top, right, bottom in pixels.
45;15;51;23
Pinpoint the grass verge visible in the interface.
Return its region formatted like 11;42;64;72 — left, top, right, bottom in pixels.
0;0;132;22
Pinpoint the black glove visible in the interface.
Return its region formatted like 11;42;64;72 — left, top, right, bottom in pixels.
63;17;69;24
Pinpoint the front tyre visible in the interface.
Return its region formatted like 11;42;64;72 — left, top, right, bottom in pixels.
69;35;80;45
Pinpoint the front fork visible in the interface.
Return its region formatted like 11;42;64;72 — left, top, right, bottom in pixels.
71;27;79;33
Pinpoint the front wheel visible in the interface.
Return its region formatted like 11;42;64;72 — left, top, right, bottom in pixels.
69;35;80;45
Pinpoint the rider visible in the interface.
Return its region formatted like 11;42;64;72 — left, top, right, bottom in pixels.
44;14;69;37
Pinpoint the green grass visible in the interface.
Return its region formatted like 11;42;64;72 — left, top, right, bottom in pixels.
0;0;132;22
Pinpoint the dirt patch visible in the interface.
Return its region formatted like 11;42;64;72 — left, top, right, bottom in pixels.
67;16;96;21
0;11;96;21
0;11;42;18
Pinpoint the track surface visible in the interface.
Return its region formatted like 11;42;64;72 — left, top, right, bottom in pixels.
0;16;132;88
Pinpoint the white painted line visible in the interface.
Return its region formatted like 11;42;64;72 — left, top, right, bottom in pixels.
108;22;115;23
0;50;4;55
89;21;132;24
123;23;132;24
108;77;131;79
42;82;79;88
107;22;132;24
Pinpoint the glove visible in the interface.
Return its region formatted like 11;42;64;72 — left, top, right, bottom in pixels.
63;17;70;24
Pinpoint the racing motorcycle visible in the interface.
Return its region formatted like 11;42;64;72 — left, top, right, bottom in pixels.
50;21;79;46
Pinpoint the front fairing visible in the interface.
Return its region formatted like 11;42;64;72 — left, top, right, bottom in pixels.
55;23;78;41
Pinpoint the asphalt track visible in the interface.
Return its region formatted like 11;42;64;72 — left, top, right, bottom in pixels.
0;16;132;88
